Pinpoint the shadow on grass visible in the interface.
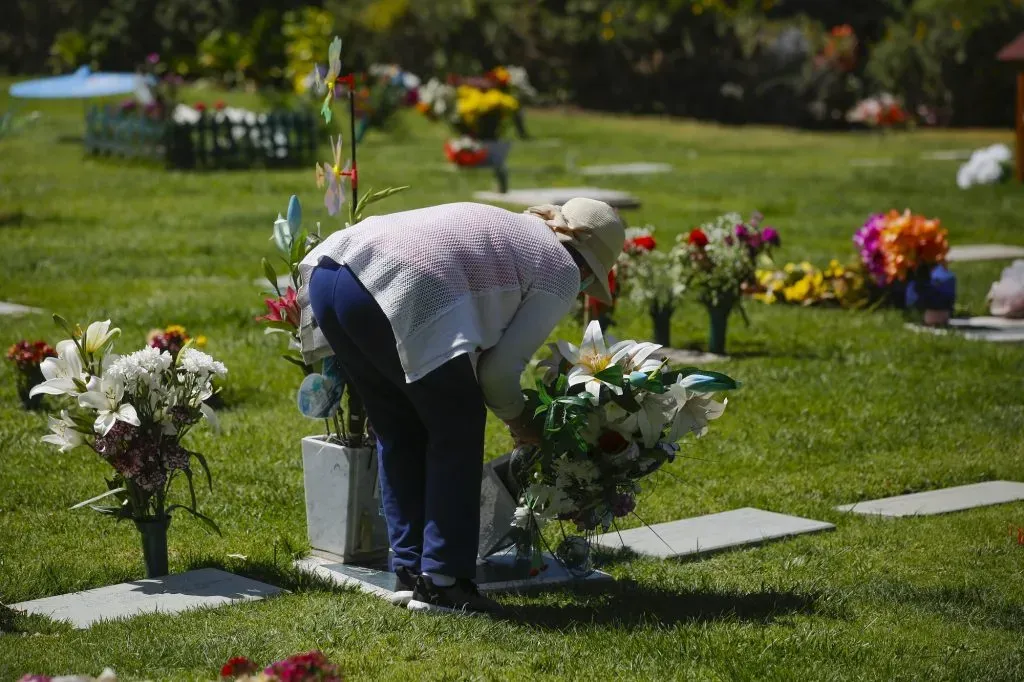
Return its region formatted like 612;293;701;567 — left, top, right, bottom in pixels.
499;578;822;629
183;551;355;597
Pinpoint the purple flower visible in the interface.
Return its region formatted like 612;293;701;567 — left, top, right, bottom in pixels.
611;493;636;518
734;224;749;240
762;227;780;247
147;52;160;65
854;215;887;284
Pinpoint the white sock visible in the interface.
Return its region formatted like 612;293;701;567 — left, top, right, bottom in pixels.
425;572;455;587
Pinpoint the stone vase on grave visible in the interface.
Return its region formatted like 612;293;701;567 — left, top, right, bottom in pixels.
705;293;737;356
650;302;674;348
16;366;45;410
302;436;389;564
135;516;170;578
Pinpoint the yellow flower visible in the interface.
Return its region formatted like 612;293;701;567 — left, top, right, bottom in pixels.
783;277;812;303
195;335;208;348
601;27;615;41
165;324;187;336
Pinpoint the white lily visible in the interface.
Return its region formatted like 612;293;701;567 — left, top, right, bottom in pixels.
560;320;636;404
619;341;664;375
607;392;675;448
84;320;120;355
78;375;140;436
40;410;85;452
29;340;88;397
664;375;728;441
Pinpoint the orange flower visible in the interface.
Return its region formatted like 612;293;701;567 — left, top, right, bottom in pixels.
879;210;948;281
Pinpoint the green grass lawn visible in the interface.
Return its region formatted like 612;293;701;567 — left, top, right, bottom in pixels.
2;81;1024;681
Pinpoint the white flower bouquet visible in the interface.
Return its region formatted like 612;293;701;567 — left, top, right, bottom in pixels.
510;321;739;574
616;226;688;346
30;316;224;574
957;144;1013;190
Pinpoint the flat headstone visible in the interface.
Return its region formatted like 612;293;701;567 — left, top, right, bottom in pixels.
657;348;728;365
11;568;283;628
947;244;1024;262
0;301;43;316
473;187;640;209
948;316;1024;331
253;274;295;292
849;158;895;168
920;150;972;161
904;322;1024;343
296;552;612;597
581;162;672;176
836;481;1024;517
592;507;834;559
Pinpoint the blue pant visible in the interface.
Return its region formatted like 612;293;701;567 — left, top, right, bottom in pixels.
308;261;486;578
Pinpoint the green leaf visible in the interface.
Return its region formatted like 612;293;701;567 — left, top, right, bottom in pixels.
192;451;214;492
184;468;198;511
262;258;281;297
261;320;298;333
71;487;127;510
593;365;625;388
52;313;75;339
289;228;308;269
166;505;222;536
366;185;409;205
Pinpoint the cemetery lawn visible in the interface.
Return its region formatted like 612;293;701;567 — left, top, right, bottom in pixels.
2;82;1024;681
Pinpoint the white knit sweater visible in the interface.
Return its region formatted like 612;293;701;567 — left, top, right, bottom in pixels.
297;202;579;419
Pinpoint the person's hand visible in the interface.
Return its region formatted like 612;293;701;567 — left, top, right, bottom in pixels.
504;410;542;446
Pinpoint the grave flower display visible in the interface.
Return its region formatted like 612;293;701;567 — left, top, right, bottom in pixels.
987;260;1024;318
415;74;519;190
220;651;342;682
853;209;953;323
676;212;780;354
957;144;1013;189
148;324;207;357
258;36;406;563
616;226;687;346
754;260;870;309
29;317;224;577
846;93;909;129
6;339;56;409
506;320;739;575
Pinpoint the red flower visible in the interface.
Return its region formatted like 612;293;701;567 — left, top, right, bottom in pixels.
256;287;301;329
687;229;709;248
6;340;56;371
597;430;628;454
626;235;656;252
265;651;342;682
220;657;258;679
214;100;226;111
195;102;207;112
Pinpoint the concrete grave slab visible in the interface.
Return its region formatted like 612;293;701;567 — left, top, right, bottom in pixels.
849;158;895;168
297;551;612;597
836;481;1024;517
592;508;834;559
947;244;1024;263
948;316;1024;331
920;150;972;161
657;348;729;365
581;162;673;176
11;568;283;629
0;301;43;316
473;187;641;209
904;322;1024;343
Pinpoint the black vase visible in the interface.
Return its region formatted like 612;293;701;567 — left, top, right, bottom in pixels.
650;302;674;347
17;368;45;410
135;517;171;578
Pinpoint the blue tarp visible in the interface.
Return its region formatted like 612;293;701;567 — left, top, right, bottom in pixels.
9;66;145;99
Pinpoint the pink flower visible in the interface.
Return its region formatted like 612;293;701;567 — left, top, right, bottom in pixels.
147;53;160;65
762;227;780;247
256;287;301;329
265;651;342;682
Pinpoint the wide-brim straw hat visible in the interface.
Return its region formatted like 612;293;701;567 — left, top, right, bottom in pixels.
528;198;625;304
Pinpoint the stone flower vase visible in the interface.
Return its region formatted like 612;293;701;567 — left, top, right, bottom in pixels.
16;367;45;410
705;295;737;356
135;517;170;578
650;302;674;348
302;435;389;563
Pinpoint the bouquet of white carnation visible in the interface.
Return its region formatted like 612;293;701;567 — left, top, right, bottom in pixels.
508;321;739;574
31;316;224;538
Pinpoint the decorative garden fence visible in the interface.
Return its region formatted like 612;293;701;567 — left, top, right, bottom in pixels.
84;106;318;170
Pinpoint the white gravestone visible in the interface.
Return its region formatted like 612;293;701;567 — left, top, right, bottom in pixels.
473;187;641;209
947;244;1024;263
592;507;835;559
11;568;283;628
836;481;1024;517
581;162;672;176
0;301;43;316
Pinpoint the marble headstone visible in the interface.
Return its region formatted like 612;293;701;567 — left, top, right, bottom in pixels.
836;481;1024;517
11;568;283;629
592;508;835;559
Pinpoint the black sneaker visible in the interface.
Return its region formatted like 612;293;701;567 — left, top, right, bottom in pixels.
407;576;501;616
390;566;418;607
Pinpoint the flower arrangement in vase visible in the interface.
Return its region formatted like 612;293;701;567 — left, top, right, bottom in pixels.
504;321;739;575
676;212;780;354
6;340;56;409
854;209;953;324
29;318;224;577
616;226;687;347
